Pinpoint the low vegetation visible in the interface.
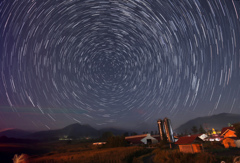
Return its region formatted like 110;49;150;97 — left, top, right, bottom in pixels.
151;141;240;163
30;146;145;163
3;132;240;163
104;135;128;148
153;149;216;163
28;139;240;163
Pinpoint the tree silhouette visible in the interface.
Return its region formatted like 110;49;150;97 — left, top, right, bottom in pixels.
131;132;137;136
233;123;240;138
199;125;206;134
101;132;113;141
123;132;129;137
106;136;127;148
191;126;198;134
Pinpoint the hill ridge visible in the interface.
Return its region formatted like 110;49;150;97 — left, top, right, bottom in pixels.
174;113;240;134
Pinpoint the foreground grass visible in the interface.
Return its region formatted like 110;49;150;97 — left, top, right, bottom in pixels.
132;152;154;163
6;140;240;163
30;146;144;163
152;148;240;163
153;149;216;163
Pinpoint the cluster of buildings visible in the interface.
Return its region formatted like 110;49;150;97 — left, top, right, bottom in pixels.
176;126;240;153
125;118;240;153
218;127;240;148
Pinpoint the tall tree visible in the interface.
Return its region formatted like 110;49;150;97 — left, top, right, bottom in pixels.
123;132;129;137
101;132;113;141
151;131;154;135
199;125;206;134
106;136;127;148
191;126;198;134
233;123;240;138
131;132;137;136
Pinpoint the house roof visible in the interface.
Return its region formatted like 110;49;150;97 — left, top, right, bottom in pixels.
175;135;203;145
125;134;148;139
125;134;148;144
125;136;145;144
221;127;234;135
190;134;202;137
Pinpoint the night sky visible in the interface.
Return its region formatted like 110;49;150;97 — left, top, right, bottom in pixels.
0;0;240;132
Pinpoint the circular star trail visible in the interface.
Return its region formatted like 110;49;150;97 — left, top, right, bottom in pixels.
0;0;240;130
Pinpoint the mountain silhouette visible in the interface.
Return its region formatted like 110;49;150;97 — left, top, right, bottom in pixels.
174;113;240;134
0;123;133;140
29;123;99;139
0;129;32;138
99;127;131;136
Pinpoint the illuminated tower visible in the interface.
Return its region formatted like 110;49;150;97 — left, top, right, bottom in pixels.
163;117;174;143
157;119;165;141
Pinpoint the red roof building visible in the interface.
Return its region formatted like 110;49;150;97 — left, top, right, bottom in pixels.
220;127;236;138
125;134;158;145
175;135;204;153
221;127;234;135
125;135;146;144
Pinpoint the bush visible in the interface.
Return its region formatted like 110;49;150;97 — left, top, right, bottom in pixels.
105;136;128;148
29;146;143;163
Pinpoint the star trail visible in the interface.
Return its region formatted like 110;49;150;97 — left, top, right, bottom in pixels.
0;0;240;131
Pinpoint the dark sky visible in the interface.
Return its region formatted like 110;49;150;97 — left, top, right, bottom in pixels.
0;0;240;132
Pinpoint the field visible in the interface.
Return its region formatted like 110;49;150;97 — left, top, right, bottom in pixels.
2;140;240;163
0;143;47;163
1;141;149;163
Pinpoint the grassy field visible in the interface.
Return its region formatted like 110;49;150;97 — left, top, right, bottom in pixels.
152;146;240;163
2;140;240;163
1;141;146;163
30;145;144;163
0;143;48;163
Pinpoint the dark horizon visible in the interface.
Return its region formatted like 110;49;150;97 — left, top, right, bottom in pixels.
0;112;239;134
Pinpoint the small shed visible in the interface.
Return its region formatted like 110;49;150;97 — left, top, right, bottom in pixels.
175;135;204;153
222;137;238;148
125;134;158;145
